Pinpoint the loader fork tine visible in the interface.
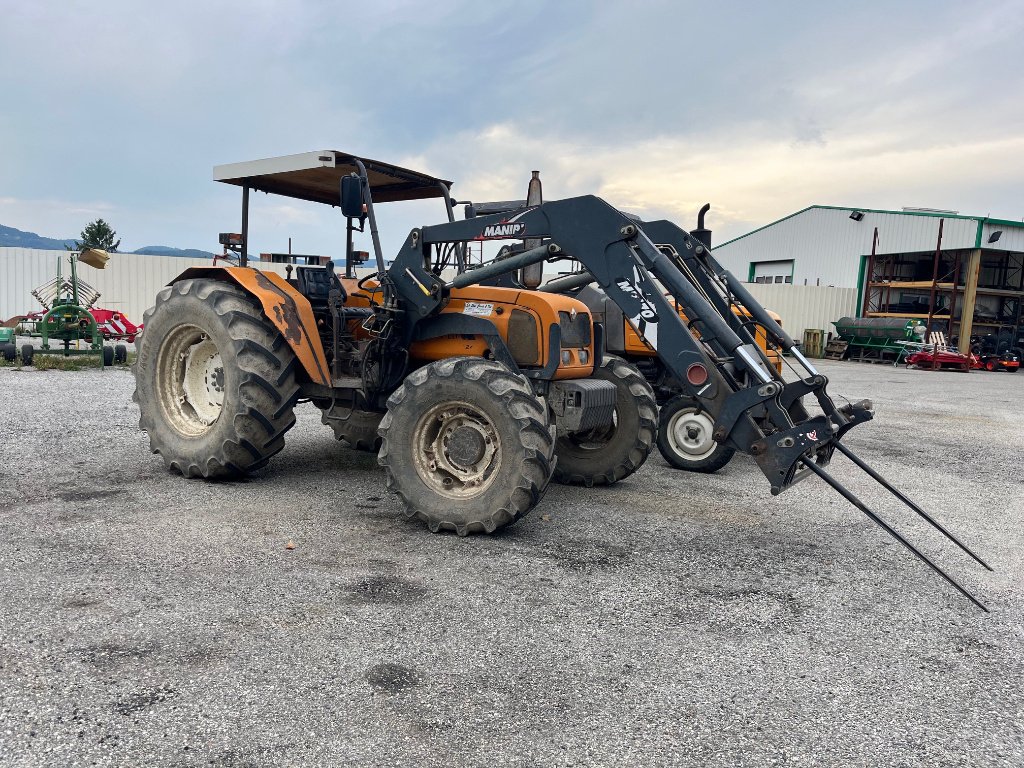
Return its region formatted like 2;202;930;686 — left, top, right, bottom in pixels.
833;442;993;572
801;459;989;613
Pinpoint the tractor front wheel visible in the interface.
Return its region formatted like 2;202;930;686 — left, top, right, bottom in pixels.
133;278;299;478
114;344;128;364
552;356;657;487
1;344;15;363
21;345;34;366
378;357;555;535
656;395;735;473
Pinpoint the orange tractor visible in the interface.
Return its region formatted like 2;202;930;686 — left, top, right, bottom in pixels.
133;151;990;609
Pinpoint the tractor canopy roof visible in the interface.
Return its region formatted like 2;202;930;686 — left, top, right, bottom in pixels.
213;150;452;206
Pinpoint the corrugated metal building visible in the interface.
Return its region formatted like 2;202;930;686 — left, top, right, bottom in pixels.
713;206;1024;344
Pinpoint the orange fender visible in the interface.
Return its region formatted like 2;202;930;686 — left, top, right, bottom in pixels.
171;266;330;386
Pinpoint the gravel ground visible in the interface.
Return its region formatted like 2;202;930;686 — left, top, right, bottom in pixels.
0;359;1021;767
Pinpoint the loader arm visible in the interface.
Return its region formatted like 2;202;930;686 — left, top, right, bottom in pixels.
387;195;845;494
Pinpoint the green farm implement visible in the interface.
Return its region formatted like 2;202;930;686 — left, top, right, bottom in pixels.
18;249;126;366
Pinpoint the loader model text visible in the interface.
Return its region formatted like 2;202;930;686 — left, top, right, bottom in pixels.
615;279;658;322
481;223;526;239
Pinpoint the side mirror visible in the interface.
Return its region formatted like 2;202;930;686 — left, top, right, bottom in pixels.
340;174;364;219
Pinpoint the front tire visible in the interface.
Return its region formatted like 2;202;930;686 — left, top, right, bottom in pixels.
552;356;657;487
378;357;555;536
656;396;735;473
133;278;299;478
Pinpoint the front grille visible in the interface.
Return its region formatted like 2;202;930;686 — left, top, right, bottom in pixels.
507;309;540;365
558;311;591;348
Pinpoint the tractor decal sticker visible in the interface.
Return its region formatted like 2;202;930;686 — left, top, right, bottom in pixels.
615;265;660;350
462;302;494;317
476;207;539;240
480;223;526;239
806;430;818;441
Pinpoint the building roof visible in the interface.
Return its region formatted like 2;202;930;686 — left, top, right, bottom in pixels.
716;205;1024;250
213;150;453;206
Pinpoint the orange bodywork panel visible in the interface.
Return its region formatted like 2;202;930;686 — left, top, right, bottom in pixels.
343;280;595;381
172;266;331;386
623;304;784;374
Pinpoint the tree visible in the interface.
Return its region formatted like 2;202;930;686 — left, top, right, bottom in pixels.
74;219;121;252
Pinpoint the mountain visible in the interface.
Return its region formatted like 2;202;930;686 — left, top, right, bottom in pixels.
0;224;76;250
0;224;213;258
131;246;215;258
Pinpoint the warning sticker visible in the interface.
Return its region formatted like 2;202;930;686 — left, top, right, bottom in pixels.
463;302;494;317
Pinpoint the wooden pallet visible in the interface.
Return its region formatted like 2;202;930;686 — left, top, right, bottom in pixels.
824;340;849;360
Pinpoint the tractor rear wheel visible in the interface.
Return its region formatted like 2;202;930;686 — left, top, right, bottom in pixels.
318;400;383;452
656;395;735;473
133;278;299;478
552;356;657;487
378;357;555;536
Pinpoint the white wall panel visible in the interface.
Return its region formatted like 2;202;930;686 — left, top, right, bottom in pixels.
742;283;858;341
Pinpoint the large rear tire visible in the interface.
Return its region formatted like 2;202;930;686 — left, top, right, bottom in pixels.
656;395;735;473
378;357;555;536
318;400;383;452
552;356;657;487
133;278;300;478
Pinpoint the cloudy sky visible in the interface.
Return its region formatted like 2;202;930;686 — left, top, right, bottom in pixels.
2;0;1023;257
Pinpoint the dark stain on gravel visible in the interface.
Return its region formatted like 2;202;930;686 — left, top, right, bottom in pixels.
694;586;806;628
343;574;431;604
412;717;455;734
544;538;632;570
57;488;123;502
63;596;103;609
78;642;158;669
115;682;177;715
365;662;422;692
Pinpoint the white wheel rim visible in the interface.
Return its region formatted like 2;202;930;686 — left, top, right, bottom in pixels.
155;325;225;436
412;401;500;499
666;407;717;461
183;338;224;425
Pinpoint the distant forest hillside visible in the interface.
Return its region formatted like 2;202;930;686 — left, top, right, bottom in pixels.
0;224;214;258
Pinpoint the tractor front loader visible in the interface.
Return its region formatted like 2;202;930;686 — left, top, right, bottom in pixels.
134;151;989;609
452;187;991;610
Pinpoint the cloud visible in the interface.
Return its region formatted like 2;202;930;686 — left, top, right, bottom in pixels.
1;0;1023;256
